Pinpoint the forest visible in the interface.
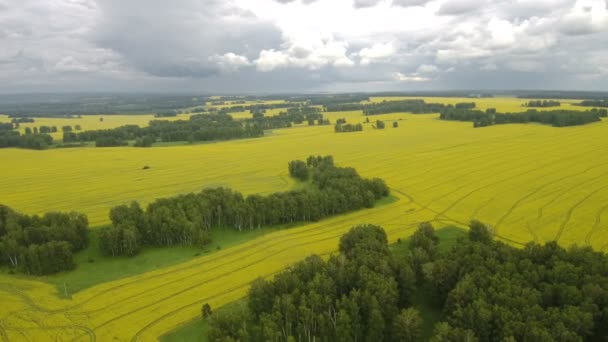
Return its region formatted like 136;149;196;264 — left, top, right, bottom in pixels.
440;107;607;127
99;156;389;257
0;205;89;275
208;222;608;342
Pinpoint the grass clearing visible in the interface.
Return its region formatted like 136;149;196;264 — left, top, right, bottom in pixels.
40;227;278;296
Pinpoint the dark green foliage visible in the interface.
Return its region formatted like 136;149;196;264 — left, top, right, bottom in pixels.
95;136;128;147
100;156;389;256
247;106;324;130
0;131;53;150
440;107;602;127
63;131;78;143
524;100;561;107
424;221;608;341
11;117;35;124
578;100;608;107
73;113;263;147
335;123;363;133
363;99;448;115
208;224;416;342
134;136;155;147
393;121;398;128
376;120;386;129
0;205;88;275
288;160;308;181
467;220;493;243
62;125;73;132
455;102;476;109
202;303;212;319
0;122;13;131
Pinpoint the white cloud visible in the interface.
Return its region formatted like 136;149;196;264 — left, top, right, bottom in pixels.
393;71;431;81
209;53;251;72
359;42;397;64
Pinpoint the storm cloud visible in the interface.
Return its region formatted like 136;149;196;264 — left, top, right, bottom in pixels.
0;0;607;93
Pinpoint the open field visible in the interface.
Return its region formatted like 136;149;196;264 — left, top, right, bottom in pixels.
1;98;608;340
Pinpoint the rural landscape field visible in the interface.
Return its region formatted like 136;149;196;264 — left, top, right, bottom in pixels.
3;0;608;340
2;94;608;341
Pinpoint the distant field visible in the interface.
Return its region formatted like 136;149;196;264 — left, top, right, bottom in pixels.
1;97;608;340
0;113;192;140
368;96;585;112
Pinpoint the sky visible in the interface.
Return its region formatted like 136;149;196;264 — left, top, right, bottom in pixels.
0;0;607;93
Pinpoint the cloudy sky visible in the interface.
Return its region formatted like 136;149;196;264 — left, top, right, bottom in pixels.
1;0;607;93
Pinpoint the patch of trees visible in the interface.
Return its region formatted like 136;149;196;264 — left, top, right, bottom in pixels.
210;221;608;341
68;113;264;147
524;100;561;107
246;107;327;130
440;108;603;127
363;100;450;115
425;221;608;341
11;118;35;123
375;120;386;129
208;224;420;341
0;205;89;275
0;131;54;150
578;100;608;108
39;126;58;134
335;123;363;133
216;103;295;114
99;156;389;257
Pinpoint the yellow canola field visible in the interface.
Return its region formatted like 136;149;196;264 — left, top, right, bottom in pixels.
0;113;191;140
2;99;608;340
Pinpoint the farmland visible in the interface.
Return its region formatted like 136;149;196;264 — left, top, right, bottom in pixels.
1;96;608;340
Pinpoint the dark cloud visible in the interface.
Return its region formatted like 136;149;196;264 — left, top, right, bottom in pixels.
0;0;607;93
93;0;282;78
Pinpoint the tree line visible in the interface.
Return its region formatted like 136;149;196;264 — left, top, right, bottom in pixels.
524;100;561;107
99;156;389;257
0;129;54;150
0;205;89;275
212;102;297;114
440;107;606;127
248;106;328;130
209;221;608;341
335;123;363;133
363;100;451;116
64;113;264;147
578;100;608;108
